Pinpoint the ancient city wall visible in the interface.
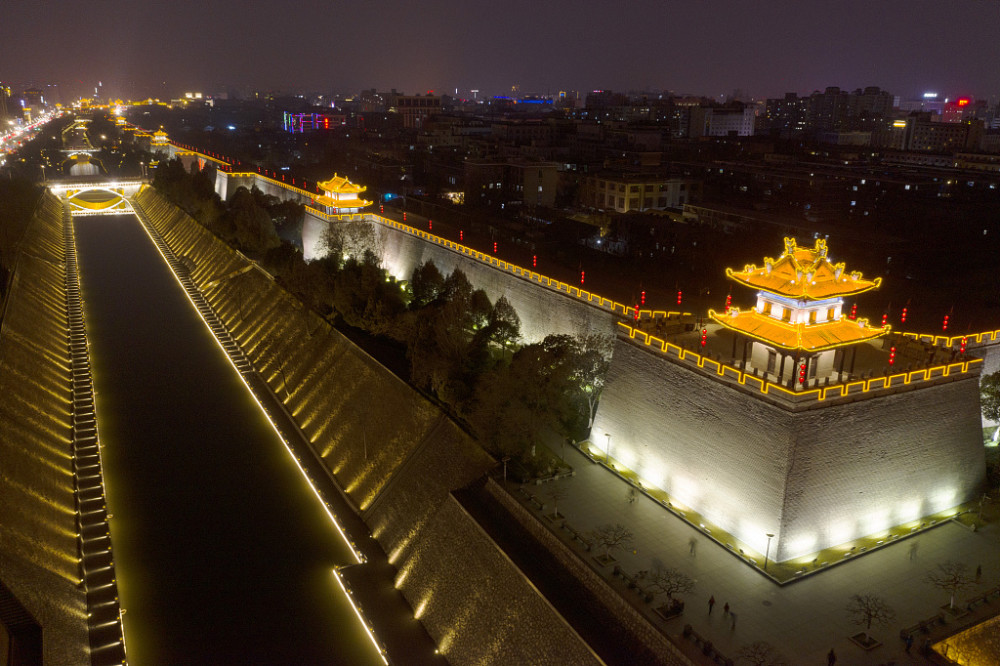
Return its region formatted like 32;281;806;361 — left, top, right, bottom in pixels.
394;494;601;666
592;334;987;562
374;221;620;343
0;192;89;664
133;188;601;664
481;479;693;666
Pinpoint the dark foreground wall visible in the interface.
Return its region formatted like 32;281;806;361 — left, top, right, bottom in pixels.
132;187;606;665
0;193;89;664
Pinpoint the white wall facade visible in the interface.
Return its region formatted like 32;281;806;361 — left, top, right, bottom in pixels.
592;337;986;562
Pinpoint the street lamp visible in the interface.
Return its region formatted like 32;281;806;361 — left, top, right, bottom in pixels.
764;533;775;571
604;433;611;465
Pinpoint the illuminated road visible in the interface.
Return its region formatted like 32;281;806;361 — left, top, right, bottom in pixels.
75;214;385;665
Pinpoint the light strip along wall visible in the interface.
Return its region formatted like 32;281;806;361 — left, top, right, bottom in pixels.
617;321;982;408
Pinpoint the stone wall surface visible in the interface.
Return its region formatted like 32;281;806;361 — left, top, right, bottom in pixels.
394;494;602;666
592;339;794;555
778;377;985;560
0;192;89;664
376;223;619;344
481;479;694;666
592;335;987;562
136;189;611;665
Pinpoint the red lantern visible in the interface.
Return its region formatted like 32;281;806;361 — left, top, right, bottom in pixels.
700;328;707;347
460;230;464;242
960;337;967;353
380;204;384;214
403;212;407;222
799;360;807;383
725;294;731;311
580;271;585;285
532;255;537;268
428;220;432;230
634;305;640;322
901;307;907;323
881;313;887;327
850;303;857;320
889;346;896;366
677;290;682;306
943;315;949;331
493;242;498;254
641;290;647;306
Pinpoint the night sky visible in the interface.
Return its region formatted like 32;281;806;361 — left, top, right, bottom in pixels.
3;0;999;100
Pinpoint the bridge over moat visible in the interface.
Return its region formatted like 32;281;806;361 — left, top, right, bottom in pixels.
49;178;145;216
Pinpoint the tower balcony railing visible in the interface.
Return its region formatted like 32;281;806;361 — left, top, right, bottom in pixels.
617;321;982;411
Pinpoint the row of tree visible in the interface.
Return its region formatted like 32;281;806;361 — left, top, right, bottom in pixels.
152;163;614;474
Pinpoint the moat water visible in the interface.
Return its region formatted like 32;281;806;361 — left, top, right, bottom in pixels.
75;214;379;665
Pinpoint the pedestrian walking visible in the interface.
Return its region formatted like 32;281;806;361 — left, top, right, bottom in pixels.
976;564;982;582
723;602;730;616
827;648;836;665
708;596;715;614
689;538;697;555
908;541;919;560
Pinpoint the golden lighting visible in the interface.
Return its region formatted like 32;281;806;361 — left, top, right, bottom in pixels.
617;321;982;401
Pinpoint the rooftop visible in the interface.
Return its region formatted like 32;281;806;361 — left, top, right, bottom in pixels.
726;236;881;301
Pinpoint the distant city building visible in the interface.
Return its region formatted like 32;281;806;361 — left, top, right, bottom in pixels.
580;172;701;213
391;93;441;129
764;93;810;137
763;86;894;138
282;112;345;133
903;113;983;152
690;105;756;137
463;158;559;208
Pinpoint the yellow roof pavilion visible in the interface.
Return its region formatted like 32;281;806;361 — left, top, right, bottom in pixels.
314;195;372;210
317;173;367;195
709;308;889;351
727;237;880;301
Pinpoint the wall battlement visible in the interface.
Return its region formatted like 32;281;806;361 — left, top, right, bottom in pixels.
617;321;984;411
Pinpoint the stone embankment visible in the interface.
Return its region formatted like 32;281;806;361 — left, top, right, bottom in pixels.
0;192;89;664
132;187;618;665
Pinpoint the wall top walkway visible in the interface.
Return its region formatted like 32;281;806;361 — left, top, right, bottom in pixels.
617;321;983;410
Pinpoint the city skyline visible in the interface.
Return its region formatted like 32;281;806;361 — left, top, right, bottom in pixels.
3;0;999;101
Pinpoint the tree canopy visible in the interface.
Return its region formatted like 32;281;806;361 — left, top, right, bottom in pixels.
981;371;1000;422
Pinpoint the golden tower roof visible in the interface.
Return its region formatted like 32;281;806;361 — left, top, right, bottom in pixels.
709;308;889;351
727;237;880;301
317;173;367;195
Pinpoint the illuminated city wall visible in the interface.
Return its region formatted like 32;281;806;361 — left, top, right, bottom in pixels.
378;224;617;342
134;188;600;664
591;336;987;562
0;193;89;663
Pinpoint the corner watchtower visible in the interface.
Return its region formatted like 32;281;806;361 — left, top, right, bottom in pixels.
710;237;888;387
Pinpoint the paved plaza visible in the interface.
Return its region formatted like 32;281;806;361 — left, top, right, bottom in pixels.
545;443;999;664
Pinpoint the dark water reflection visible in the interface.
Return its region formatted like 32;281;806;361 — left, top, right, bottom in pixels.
76;214;377;665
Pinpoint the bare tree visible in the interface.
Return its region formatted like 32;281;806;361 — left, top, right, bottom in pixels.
736;641;788;666
846;593;896;631
572;333;613;429
648;564;694;599
545;486;567;518
590;523;633;563
926;561;976;609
